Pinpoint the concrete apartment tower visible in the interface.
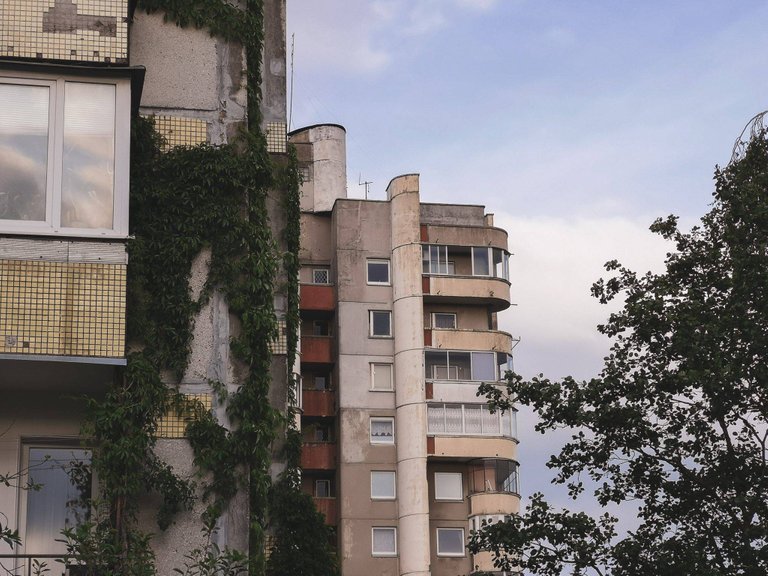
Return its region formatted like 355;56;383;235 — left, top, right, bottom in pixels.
0;1;291;573
292;124;520;576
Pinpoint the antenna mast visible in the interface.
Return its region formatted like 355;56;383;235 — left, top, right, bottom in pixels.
358;173;372;200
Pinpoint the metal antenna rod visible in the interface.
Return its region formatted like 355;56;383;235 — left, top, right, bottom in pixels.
358;173;372;200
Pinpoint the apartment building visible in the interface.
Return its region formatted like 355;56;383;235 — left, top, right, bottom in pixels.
292;124;520;576
0;1;290;574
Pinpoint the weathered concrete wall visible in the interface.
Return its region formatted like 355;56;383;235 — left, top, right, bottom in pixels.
420;203;485;226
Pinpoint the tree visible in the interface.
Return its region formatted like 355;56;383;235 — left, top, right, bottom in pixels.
470;125;768;576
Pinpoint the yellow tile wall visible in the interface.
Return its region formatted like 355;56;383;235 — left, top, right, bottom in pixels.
146;115;209;150
0;259;125;358
0;0;128;63
156;394;213;439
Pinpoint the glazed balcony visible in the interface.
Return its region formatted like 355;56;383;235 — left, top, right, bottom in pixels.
300;283;336;312
421;244;511;311
313;497;338;525
301;442;337;470
301;335;333;364
302;389;336;417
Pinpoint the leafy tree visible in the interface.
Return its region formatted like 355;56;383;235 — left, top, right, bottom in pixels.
471;128;768;576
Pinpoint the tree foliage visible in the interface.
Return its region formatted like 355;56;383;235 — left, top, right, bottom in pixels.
471;131;768;575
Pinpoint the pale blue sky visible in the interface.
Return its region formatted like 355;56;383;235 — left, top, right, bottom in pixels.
287;0;768;546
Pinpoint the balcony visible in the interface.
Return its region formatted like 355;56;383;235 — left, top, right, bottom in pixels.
428;436;516;460
302;389;336;417
301;335;333;364
430;328;515;353
300;283;335;312
423;275;510;311
313;497;338;525
301;442;337;470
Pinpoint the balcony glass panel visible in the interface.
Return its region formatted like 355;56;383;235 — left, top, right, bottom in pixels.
472;352;496;381
427;404;517;439
468;458;519;495
423;244;510;280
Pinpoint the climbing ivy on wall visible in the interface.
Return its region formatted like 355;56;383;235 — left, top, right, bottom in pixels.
69;1;335;575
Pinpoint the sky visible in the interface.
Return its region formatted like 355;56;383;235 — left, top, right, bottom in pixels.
286;0;768;542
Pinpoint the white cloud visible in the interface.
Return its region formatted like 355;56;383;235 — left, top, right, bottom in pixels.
494;213;670;380
454;0;499;10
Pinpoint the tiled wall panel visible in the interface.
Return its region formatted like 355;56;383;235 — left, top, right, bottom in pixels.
147;115;209;150
0;259;126;358
0;0;128;63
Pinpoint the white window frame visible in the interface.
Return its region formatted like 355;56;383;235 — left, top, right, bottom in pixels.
17;442;94;557
312;268;330;284
366;259;391;285
370;363;394;391
434;472;463;501
436;528;466;557
0;72;131;238
471;247;492;277
427;403;517;439
369;310;392;338
371;527;397;557
315;479;331;498
370;471;396;500
370;417;395;444
431;312;457;329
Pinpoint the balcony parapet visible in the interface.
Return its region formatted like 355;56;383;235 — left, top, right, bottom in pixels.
302;389;336;417
429;328;515;353
312;496;338;525
300;442;337;470
423;275;510;312
300;283;336;312
301;335;333;364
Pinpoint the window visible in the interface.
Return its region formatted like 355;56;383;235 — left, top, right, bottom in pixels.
0;74;130;236
432;312;457;329
370;417;394;444
313;320;331;336
369;310;392;337
468;459;520;495
372;527;397;556
427;403;517;439
436;528;465;557
425;350;501;381
434;472;463;501
315;479;331;498
367;259;390;285
422;244;454;274
371;363;394;391
314;374;329;390
312;268;330;284
21;446;92;554
472;247;490;276
371;471;396;499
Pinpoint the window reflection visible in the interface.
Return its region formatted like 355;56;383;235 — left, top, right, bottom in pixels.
61;82;115;229
0;83;49;221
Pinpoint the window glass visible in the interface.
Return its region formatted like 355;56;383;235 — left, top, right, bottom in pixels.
432;313;457;329
426;350;450;379
371;471;396;499
445;404;463;433
372;527;397;556
434;472;463;501
314;375;328;390
0;82;49;222
448;351;471;380
25;447;91;554
315;479;331;498
371;363;393;391
370;418;394;443
482;405;499;434
370;311;392;337
464;404;482;434
313;321;330;336
436;528;465;556
367;260;390;284
472;247;490;276
61;82;115;229
423;244;450;274
472;352;496;381
493;248;509;280
427;404;445;433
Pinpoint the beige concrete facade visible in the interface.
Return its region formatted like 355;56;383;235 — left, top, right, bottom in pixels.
292;123;520;575
0;0;291;571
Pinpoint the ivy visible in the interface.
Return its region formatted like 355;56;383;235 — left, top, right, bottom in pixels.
70;3;332;575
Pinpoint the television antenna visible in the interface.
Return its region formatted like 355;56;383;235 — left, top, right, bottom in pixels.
358;173;372;199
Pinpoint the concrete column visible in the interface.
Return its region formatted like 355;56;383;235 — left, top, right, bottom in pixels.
387;174;430;576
